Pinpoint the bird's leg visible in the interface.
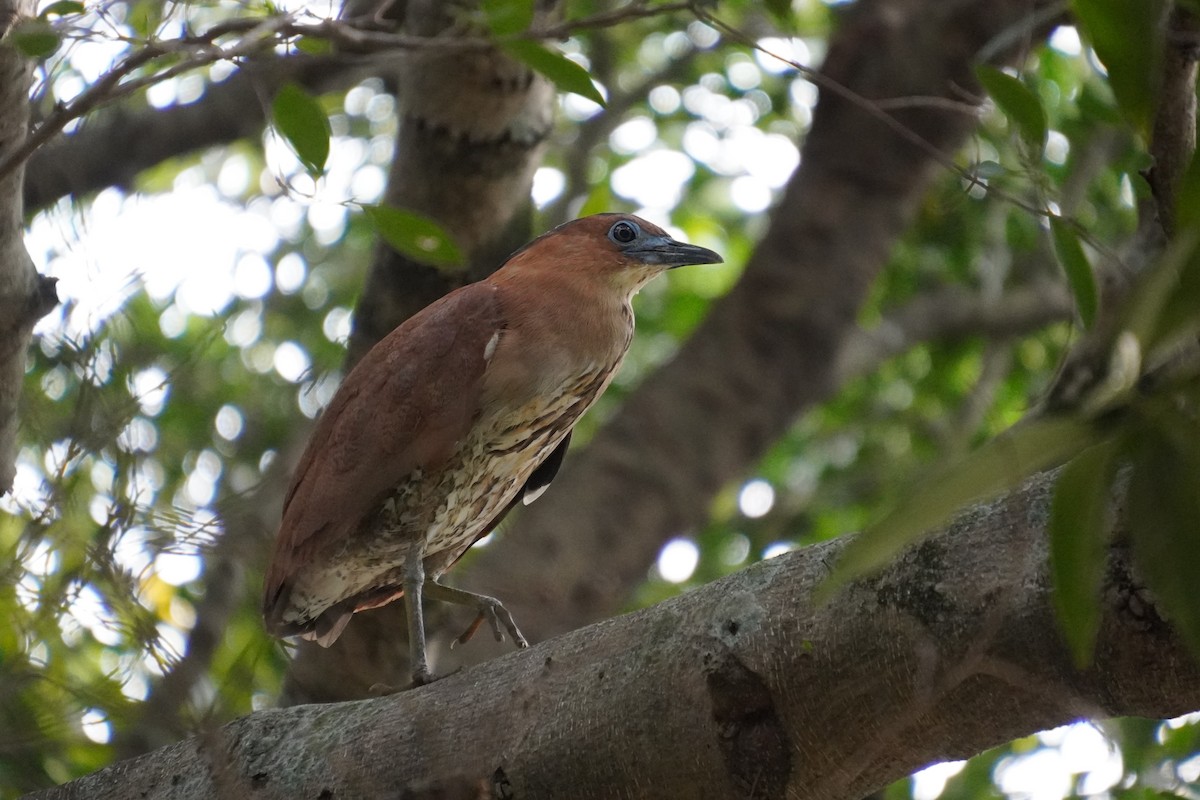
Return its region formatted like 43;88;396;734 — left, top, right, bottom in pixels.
424;581;530;650
404;537;434;686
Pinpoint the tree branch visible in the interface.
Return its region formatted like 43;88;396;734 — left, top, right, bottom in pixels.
1146;4;1199;236
29;470;1200;799
834;281;1073;385
23;52;373;214
19;2;708;208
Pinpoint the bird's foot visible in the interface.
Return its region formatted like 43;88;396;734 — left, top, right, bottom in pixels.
450;597;529;650
368;682;401;696
411;665;436;687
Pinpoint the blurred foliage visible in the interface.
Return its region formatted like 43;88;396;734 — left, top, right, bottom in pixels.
1;0;1198;796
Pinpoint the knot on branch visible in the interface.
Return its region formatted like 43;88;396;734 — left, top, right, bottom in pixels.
704;651;792;799
28;273;58;321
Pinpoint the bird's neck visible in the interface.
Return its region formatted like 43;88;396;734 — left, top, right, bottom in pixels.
488;268;635;388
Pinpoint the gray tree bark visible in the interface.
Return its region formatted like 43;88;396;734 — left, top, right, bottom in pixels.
28;470;1200;799
0;0;58;495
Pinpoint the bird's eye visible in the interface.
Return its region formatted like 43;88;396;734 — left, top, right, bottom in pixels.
609;220;639;245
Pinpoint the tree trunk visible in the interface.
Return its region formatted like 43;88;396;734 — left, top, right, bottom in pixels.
0;0;58;495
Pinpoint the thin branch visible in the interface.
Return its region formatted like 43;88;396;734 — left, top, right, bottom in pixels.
527;0;695;39
0;15;300;181
24;51;369;212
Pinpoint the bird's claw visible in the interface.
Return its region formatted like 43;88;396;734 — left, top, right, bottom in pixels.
450;613;486;649
368;681;401;696
449;599;529;650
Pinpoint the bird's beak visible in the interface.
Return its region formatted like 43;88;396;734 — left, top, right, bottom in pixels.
626;235;724;268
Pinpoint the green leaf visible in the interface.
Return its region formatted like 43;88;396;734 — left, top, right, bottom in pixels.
975;66;1047;154
1127;418;1200;657
293;36;332;56
9;20;61;59
482;0;534;36
362;205;464;269
1049;437;1121;667
503;40;606;108
126;0;163;38
820;416;1101;598
764;0;795;26
39;1;84;17
1123;228;1200;351
1049;217;1098;329
1070;0;1165;135
271;83;330;176
1174;151;1200;232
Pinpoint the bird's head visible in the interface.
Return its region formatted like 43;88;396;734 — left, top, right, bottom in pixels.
502;213;723;297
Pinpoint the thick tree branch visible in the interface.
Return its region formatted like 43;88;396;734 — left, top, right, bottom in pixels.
23;52;372;214
834;281;1073;385
30;470;1200;799
835;280;1070;383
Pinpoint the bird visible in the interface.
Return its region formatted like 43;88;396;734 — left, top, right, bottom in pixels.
262;213;722;685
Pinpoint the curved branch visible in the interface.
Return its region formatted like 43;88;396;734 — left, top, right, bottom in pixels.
30;471;1200;799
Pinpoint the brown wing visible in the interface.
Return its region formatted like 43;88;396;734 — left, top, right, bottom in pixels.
262;282;503;618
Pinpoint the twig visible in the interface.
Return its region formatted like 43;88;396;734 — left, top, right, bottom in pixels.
528;1;696;40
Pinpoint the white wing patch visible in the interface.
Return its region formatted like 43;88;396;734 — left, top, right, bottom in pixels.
523;483;550;506
483;331;500;362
